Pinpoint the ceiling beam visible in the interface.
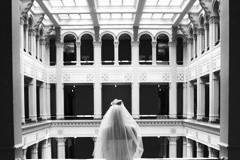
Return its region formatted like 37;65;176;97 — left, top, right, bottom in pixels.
36;0;59;27
133;0;146;27
87;0;99;27
172;0;196;27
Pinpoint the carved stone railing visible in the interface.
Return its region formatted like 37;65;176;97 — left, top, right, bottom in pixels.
22;119;220;150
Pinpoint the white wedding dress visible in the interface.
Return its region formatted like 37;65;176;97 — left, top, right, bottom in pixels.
93;99;144;160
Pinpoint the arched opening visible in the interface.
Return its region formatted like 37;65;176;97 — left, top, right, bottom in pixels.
156;34;169;65
200;16;205;53
28;17;33;55
81;34;94;65
101;34;114;65
176;36;184;65
49;37;56;66
64;34;77;65
213;1;220;45
118;34;131;65
139;34;152;65
189;27;194;61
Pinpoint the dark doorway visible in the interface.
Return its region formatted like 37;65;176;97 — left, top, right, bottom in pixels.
102;84;131;115
101;34;114;65
139;34;152;65
118;34;131;65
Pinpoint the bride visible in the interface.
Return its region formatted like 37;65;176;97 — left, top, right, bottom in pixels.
93;99;144;160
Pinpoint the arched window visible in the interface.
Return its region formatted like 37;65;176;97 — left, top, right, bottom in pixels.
49;37;56;66
189;27;194;60
81;34;94;65
101;34;114;65
200;16;205;53
156;34;169;65
28;17;33;55
64;34;76;65
176;36;184;65
139;34;152;65
118;34;131;65
213;1;220;45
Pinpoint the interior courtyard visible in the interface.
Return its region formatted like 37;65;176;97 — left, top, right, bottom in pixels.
1;0;240;159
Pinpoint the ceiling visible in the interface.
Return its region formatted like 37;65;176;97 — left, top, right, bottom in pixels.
31;0;202;30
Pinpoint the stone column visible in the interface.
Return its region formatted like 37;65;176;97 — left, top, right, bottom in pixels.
76;42;81;66
169;41;177;118
94;41;101;66
45;42;50;65
187;38;193;62
20;18;24;52
192;34;197;59
204;22;209;51
197;78;205;120
28;28;32;54
168;137;178;158
196;28;201;57
209;72;220;122
196;142;204;157
152;41;157;65
209;16;216;49
23;147;27;160
114;41;119;65
183;82;188;118
200;28;205;53
46;139;52;158
29;79;37;121
214;16;220;45
41;140;48;159
132;82;140;118
57;138;66;158
131;41;139;66
32;31;36;58
186;138;193;157
31;143;38;159
187;82;194;119
182;137;187;157
46;84;51;119
20;57;25;124
40;83;47;120
56;43;64;119
94;82;102;119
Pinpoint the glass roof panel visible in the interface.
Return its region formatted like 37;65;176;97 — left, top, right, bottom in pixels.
142;13;152;19
98;0;110;6
74;0;88;6
157;0;171;6
111;0;122;6
69;14;80;19
169;0;183;6
81;14;91;19
100;13;111;19
162;13;174;19
111;13;122;18
122;13;133;19
49;0;63;7
123;0;135;6
58;14;69;19
152;13;163;19
62;0;75;6
145;0;159;6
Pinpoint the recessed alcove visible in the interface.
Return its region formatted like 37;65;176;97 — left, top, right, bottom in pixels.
63;34;77;65
140;83;169;118
156;34;169;65
101;34;114;65
118;34;132;65
81;34;94;65
102;83;131;115
64;84;94;119
139;34;152;65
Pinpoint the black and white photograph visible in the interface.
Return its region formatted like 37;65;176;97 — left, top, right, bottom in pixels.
0;0;239;159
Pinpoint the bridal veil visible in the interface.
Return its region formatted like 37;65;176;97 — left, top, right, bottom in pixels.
93;99;143;160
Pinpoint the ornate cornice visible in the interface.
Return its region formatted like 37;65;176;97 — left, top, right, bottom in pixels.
20;0;34;22
32;14;45;33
